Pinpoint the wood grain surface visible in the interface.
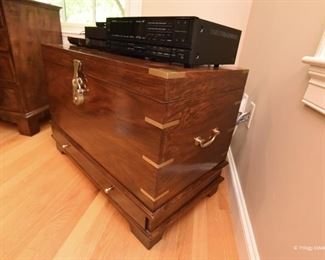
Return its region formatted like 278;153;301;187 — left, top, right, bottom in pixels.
42;45;247;210
0;0;61;135
0;121;239;259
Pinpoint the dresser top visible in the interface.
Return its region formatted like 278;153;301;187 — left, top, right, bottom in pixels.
44;44;247;79
2;0;61;10
42;44;248;103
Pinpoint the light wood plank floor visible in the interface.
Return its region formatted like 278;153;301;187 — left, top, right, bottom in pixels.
0;121;239;260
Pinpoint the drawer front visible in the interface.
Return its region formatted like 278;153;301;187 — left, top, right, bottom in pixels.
0;53;15;82
0;88;20;111
0;30;9;51
52;125;148;229
149;166;223;231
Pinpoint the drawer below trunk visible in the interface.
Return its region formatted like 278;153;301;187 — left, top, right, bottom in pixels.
52;124;225;234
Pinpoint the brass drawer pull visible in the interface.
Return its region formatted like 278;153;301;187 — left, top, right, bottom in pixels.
194;128;220;148
72;59;88;106
104;186;114;194
61;144;70;149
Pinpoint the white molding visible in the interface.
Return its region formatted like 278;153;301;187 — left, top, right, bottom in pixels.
227;148;260;260
302;98;325;115
302;30;325;115
302;56;325;67
301;67;325;115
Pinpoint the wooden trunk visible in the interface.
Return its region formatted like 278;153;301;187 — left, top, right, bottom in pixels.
0;0;62;135
42;44;248;249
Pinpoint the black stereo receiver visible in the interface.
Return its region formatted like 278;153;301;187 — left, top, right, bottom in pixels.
78;17;241;67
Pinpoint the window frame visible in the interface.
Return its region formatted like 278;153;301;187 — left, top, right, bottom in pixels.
59;0;142;35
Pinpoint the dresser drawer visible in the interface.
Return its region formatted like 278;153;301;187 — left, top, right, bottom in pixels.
0;29;9;51
52;125;149;229
0;88;20;111
0;53;15;82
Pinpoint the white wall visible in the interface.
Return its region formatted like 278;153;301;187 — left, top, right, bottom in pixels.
141;0;253;63
232;0;325;259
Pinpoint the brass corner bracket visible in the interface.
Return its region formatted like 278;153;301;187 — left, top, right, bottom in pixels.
148;68;186;79
140;188;170;202
142;155;174;169
144;117;180;130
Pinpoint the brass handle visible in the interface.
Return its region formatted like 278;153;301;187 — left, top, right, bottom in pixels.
194;128;220;148
61;144;70;149
72;59;88;106
104;186;114;194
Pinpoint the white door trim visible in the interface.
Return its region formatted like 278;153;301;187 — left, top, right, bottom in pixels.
227;148;260;260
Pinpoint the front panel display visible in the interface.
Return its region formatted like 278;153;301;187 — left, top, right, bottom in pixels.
78;16;242;67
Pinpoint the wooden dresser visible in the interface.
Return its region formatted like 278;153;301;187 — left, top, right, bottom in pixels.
0;0;61;135
42;44;248;249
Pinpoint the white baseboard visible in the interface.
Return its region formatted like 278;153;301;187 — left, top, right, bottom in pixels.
227;148;260;260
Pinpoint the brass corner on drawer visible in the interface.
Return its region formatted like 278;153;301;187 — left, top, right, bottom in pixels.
148;68;186;79
142;155;174;169
140;188;170;202
144;116;180;130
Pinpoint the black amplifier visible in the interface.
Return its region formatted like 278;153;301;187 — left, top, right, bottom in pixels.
81;17;241;67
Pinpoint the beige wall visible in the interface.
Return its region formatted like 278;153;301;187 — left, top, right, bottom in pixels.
141;0;253;63
232;0;325;259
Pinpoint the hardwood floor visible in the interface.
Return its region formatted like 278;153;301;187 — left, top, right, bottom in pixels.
0;121;239;260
